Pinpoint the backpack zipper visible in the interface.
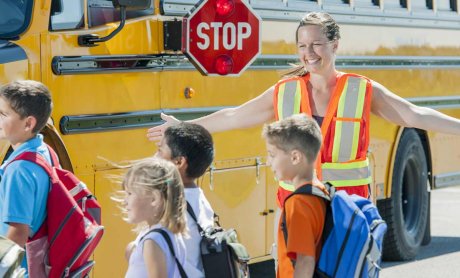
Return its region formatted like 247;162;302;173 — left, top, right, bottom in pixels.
332;209;358;277
49;205;77;247
64;225;104;276
81;196;87;212
369;220;386;232
358;221;385;277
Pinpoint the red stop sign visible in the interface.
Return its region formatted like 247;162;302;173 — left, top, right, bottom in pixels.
182;0;261;76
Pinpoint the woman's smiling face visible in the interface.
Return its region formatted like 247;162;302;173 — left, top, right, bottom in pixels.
296;25;338;74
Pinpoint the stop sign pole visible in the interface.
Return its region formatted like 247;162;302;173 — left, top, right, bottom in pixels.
182;0;261;76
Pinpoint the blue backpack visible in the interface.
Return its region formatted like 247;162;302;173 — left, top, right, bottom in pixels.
281;183;387;278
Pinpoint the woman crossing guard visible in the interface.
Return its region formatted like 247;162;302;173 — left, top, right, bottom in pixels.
148;12;460;200
147;11;460;266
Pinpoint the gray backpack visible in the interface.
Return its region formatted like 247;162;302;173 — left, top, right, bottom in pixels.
187;202;250;278
0;236;26;278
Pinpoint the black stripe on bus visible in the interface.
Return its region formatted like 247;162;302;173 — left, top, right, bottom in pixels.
59;107;228;135
52;54;460;75
58;97;460;135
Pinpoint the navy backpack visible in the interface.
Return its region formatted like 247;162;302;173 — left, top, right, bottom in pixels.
281;183;387;278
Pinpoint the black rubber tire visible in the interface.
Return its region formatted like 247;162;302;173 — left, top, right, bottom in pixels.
377;129;429;261
421;191;431;246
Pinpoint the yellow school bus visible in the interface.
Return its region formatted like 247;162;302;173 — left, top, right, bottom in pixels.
1;0;460;276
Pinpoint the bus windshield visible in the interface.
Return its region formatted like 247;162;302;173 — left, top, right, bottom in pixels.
0;0;33;39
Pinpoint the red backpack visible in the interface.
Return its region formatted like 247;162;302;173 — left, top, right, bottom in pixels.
7;146;104;278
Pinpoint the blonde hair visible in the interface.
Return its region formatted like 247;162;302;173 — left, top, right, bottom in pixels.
262;114;322;162
121;157;187;235
284;12;341;78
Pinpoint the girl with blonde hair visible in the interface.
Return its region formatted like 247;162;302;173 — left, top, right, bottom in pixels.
121;157;187;278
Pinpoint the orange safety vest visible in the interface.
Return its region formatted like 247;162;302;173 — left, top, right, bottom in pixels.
273;72;373;206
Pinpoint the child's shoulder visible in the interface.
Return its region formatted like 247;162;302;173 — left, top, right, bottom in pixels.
184;187;211;204
3;158;43;175
285;186;327;218
287;193;325;210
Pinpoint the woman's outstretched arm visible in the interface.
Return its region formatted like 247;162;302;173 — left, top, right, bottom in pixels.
371;81;460;135
147;86;275;141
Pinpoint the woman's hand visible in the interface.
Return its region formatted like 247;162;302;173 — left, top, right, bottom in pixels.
146;85;275;140
146;113;180;142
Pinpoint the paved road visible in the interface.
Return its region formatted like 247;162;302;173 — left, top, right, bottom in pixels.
381;186;460;278
250;186;460;278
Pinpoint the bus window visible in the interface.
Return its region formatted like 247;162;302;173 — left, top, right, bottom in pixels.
50;0;84;31
383;0;408;10
0;0;33;39
250;0;289;11
354;0;380;12
321;0;352;12
88;0;154;28
287;0;320;11
322;0;351;6
437;0;457;11
411;0;433;12
426;0;434;10
327;0;350;4
160;0;199;16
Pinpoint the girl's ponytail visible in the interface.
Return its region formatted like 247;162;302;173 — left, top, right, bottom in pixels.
161;167;187;234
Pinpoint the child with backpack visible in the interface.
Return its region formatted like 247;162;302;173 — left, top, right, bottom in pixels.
155;122;215;277
0;81;104;278
123;157;188;278
0;80;53;275
262;114;326;278
264;114;387;278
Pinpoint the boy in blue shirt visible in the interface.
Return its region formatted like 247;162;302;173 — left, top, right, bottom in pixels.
0;80;53;270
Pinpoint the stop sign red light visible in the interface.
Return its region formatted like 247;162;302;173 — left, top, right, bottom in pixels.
182;0;261;76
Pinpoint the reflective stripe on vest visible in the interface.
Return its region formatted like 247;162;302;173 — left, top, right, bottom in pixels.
276;78;305;192
331;77;368;163
322;158;372;187
273;74;372;189
276;79;303;120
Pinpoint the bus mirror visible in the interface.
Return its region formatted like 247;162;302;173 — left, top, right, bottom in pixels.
112;0;152;10
78;0;152;47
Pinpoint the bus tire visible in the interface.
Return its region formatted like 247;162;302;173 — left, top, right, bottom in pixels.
421;191;431;246
378;129;429;261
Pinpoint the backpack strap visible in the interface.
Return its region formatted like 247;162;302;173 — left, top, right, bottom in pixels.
281;183;332;268
140;229;188;278
186;202;206;235
6;151;57;182
5;152;56;240
45;145;60;168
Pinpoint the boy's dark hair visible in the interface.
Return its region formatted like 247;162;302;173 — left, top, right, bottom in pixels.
262;114;322;162
164;122;214;179
0;80;52;133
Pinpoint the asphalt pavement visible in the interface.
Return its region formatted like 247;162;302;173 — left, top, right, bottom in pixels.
381;186;460;278
250;186;460;278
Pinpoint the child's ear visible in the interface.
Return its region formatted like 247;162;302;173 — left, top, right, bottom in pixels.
24;116;37;133
175;156;188;172
290;150;302;165
150;190;163;206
